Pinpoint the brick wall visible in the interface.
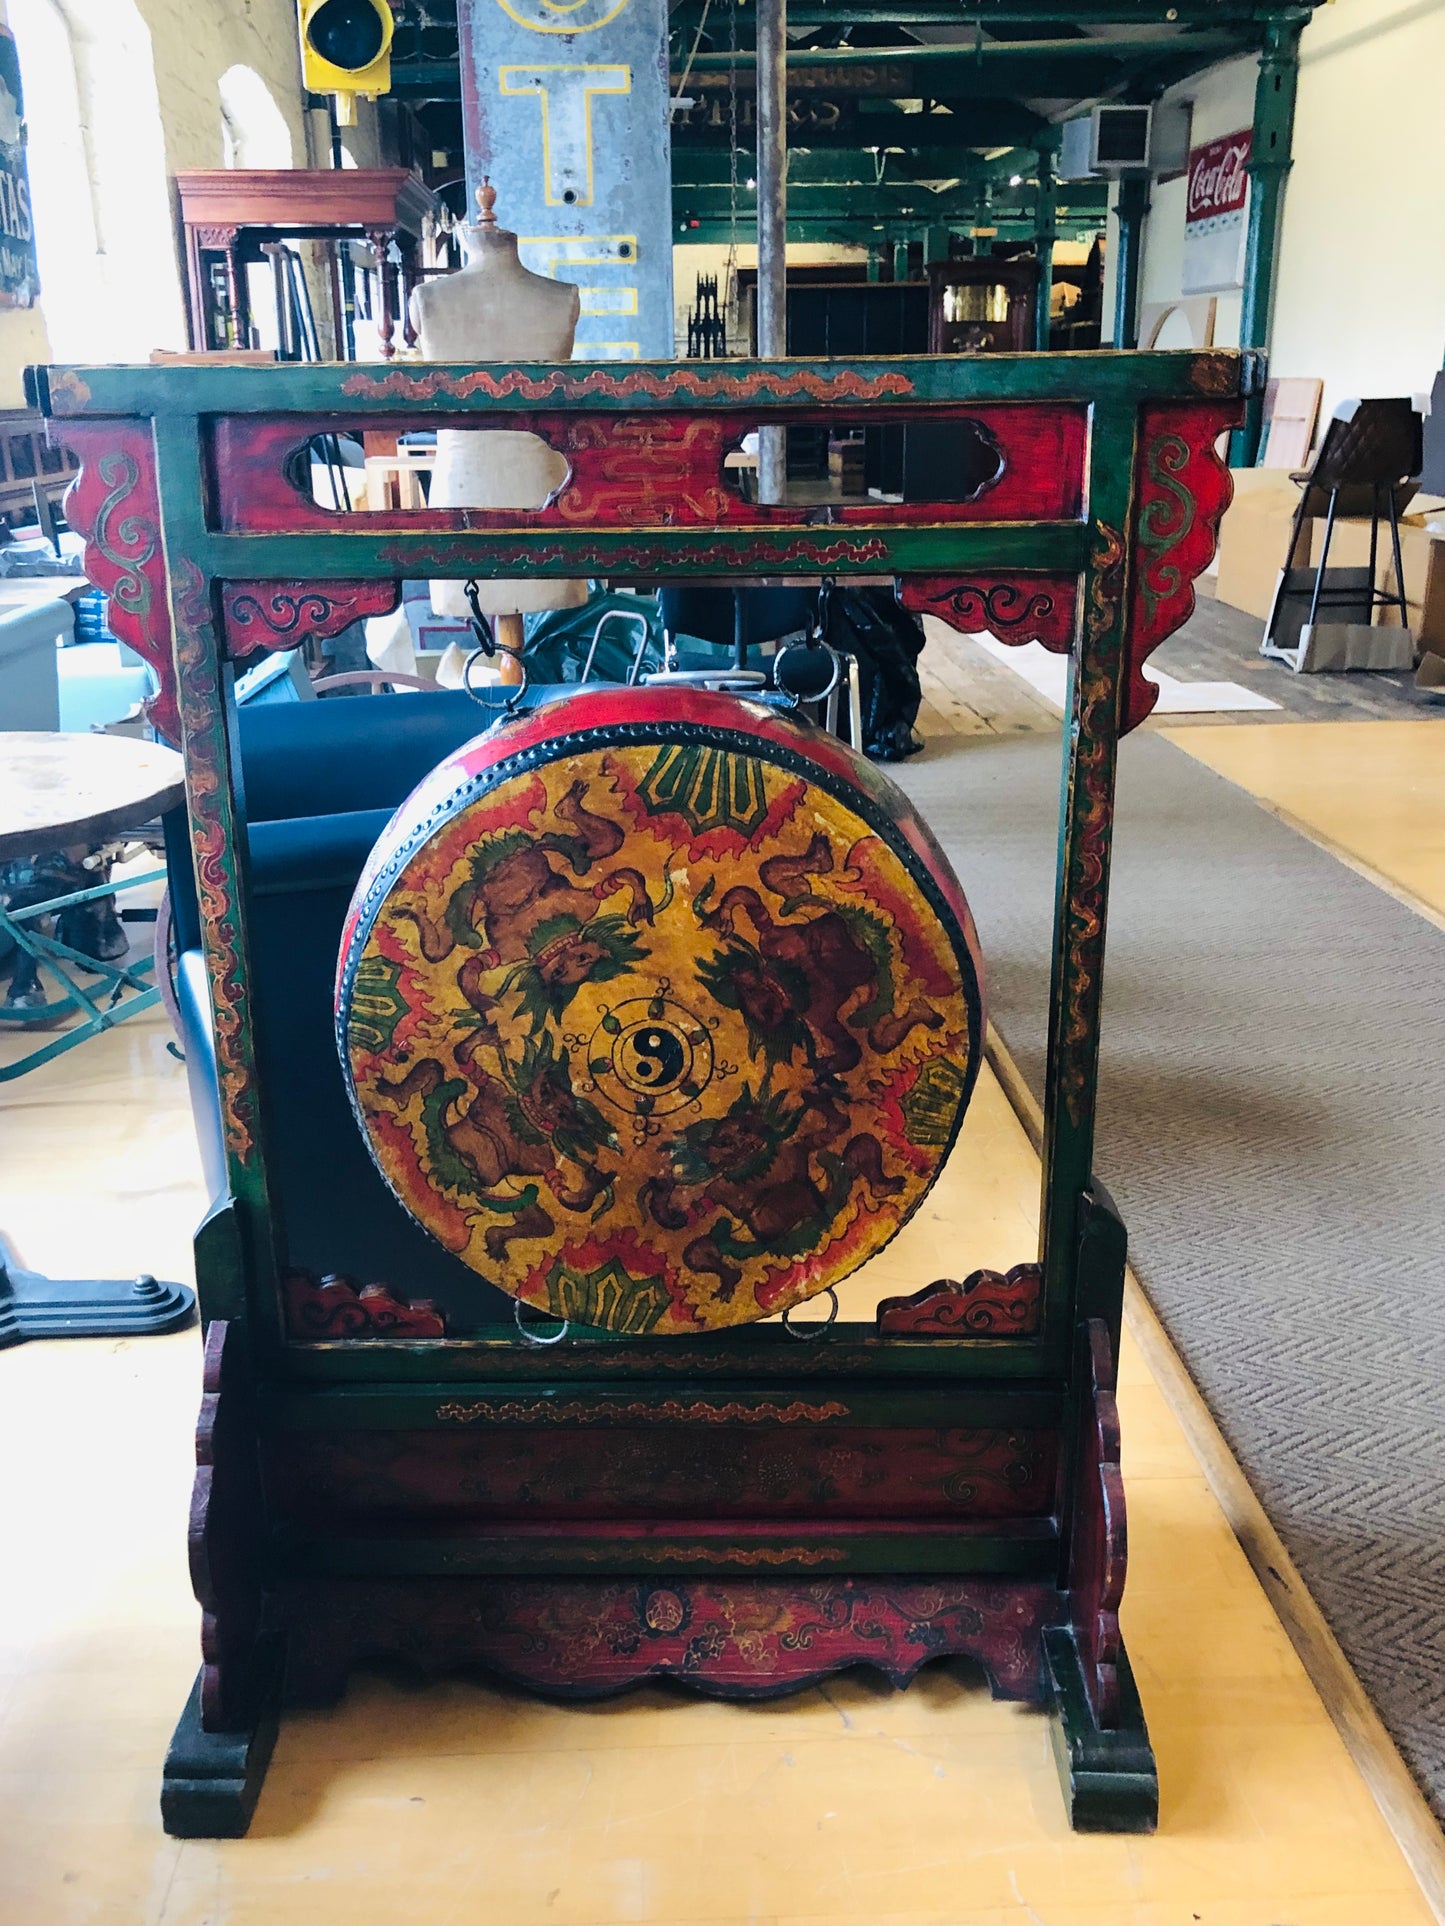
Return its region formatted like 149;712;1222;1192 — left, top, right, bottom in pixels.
0;0;364;402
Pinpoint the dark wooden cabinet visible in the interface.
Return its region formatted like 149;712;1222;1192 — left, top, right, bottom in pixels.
785;282;930;357
928;257;1038;354
176;169;438;362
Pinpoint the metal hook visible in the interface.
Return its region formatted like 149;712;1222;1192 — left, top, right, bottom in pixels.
464;578;495;654
783;1287;838;1341
460;580;529;717
513;1297;570;1346
814;575;835;640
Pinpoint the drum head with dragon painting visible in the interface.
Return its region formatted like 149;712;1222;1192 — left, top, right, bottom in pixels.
336;689;984;1334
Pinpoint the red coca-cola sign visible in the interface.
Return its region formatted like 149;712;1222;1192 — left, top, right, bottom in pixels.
1187;131;1251;223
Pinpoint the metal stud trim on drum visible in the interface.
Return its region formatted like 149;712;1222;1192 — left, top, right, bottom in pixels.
336;690;984;1335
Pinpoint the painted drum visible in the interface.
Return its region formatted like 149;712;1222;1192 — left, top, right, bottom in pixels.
336;687;985;1335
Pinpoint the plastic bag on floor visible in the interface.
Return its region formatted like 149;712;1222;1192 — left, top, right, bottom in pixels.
821;586;925;762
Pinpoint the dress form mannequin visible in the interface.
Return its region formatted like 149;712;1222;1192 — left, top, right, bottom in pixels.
409;182;586;682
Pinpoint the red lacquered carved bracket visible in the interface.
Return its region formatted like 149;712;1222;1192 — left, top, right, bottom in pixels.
877;1262;1044;1336
57;420;179;740
283;1268;447;1340
1069;1318;1127;1727
54;425;405;740
898;577;1078;652
909;399;1237;734
222;580;401;659
1123;400;1238;730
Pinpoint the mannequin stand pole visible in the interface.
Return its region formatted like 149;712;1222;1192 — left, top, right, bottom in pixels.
495;611;526;686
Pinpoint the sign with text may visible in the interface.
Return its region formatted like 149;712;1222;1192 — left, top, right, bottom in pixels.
1183;130;1251;295
459;0;673;358
0;30;36;308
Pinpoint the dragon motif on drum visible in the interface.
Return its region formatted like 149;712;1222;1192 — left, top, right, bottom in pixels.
340;725;981;1334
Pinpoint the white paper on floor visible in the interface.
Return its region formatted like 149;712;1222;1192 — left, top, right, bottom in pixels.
973;635;1280;714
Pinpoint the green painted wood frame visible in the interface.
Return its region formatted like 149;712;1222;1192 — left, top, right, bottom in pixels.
29;349;1254;1384
31;349;1253;1836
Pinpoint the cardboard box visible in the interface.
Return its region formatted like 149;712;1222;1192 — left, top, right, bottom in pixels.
1215;469;1445;645
1214;472;1300;621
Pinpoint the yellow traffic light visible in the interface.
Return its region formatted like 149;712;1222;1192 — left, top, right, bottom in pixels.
299;0;393;117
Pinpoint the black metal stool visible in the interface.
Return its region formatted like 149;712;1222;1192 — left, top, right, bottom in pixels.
1261;395;1422;673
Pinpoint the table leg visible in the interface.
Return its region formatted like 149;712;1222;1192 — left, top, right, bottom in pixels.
0;1231;193;1347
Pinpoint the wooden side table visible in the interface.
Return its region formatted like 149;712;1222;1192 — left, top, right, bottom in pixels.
0;730;195;1344
361;452;432;511
174;168;438;361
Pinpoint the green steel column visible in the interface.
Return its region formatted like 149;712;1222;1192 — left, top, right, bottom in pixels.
867;247;883;283
1231;12;1305;465
923;223;951;267
893;238;911;282
1111;174;1149;350
1032;135;1059;351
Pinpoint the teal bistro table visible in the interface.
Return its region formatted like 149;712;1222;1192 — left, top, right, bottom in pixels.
0;727;194;1342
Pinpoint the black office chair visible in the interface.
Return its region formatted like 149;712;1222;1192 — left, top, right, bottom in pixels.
657;584;817;672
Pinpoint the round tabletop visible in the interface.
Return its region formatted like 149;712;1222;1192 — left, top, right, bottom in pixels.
0;731;186;861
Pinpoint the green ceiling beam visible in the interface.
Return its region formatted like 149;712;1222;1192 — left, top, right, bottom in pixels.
390;60;469;98
396;30;1247;98
672;216;1102;244
684;1;1308;18
672;182;1106;219
679;30;1242;67
673;101;1048;147
777;2;1257;18
671;148;1052;186
672;46;1247;103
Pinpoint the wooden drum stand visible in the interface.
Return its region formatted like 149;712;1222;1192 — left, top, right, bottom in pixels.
32;348;1254;1837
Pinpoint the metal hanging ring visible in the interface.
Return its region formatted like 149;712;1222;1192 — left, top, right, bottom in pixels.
782;1287;839;1341
774;638;843;706
513;1297;570;1346
463;640;530;718
461;579;528;716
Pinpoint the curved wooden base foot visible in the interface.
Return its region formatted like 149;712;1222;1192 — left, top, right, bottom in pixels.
160;1642;283;1840
1045;1626;1158;1834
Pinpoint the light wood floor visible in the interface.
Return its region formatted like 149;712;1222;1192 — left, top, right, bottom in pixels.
1165;718;1445;923
1;994;1434;1925
4;641;1445;1923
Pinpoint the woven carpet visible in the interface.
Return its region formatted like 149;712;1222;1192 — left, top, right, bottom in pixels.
894;726;1445;1818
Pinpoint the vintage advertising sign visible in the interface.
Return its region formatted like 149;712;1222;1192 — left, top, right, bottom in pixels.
1182;130;1250;296
0;28;36;308
459;0;673;359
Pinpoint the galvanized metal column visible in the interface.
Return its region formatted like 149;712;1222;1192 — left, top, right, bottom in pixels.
457;0;674;358
1231;12;1304;465
1032;136;1059;351
756;0;787;503
1111;173;1149;350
